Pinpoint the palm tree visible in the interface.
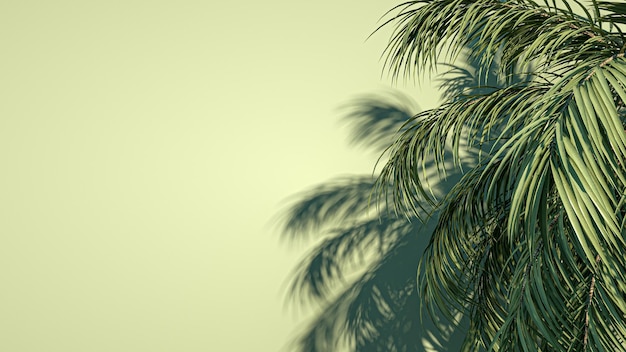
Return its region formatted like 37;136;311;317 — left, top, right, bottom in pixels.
373;0;626;350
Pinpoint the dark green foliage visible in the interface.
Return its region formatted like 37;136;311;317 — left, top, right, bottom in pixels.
376;0;626;350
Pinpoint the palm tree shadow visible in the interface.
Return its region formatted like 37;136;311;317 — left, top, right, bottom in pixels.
278;51;527;352
278;97;469;351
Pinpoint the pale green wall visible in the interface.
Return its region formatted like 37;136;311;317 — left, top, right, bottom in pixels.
0;1;440;351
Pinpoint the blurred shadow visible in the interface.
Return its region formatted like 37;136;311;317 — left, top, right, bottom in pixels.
278;49;526;352
339;91;417;154
279;106;468;352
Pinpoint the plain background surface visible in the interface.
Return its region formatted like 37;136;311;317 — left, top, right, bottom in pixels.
0;1;441;351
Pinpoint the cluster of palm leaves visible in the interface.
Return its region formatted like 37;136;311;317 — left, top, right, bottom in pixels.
282;0;626;351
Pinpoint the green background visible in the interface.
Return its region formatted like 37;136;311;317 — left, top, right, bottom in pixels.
0;1;440;351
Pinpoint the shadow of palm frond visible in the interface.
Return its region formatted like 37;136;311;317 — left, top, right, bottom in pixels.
279;92;467;352
340;91;417;154
282;175;464;352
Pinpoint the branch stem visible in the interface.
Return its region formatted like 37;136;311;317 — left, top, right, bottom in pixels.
583;254;602;348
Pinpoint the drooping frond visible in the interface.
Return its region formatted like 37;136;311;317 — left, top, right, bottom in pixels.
376;80;549;217
379;0;624;82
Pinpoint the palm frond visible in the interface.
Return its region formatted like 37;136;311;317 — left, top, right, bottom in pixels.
599;1;626;26
379;0;622;83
